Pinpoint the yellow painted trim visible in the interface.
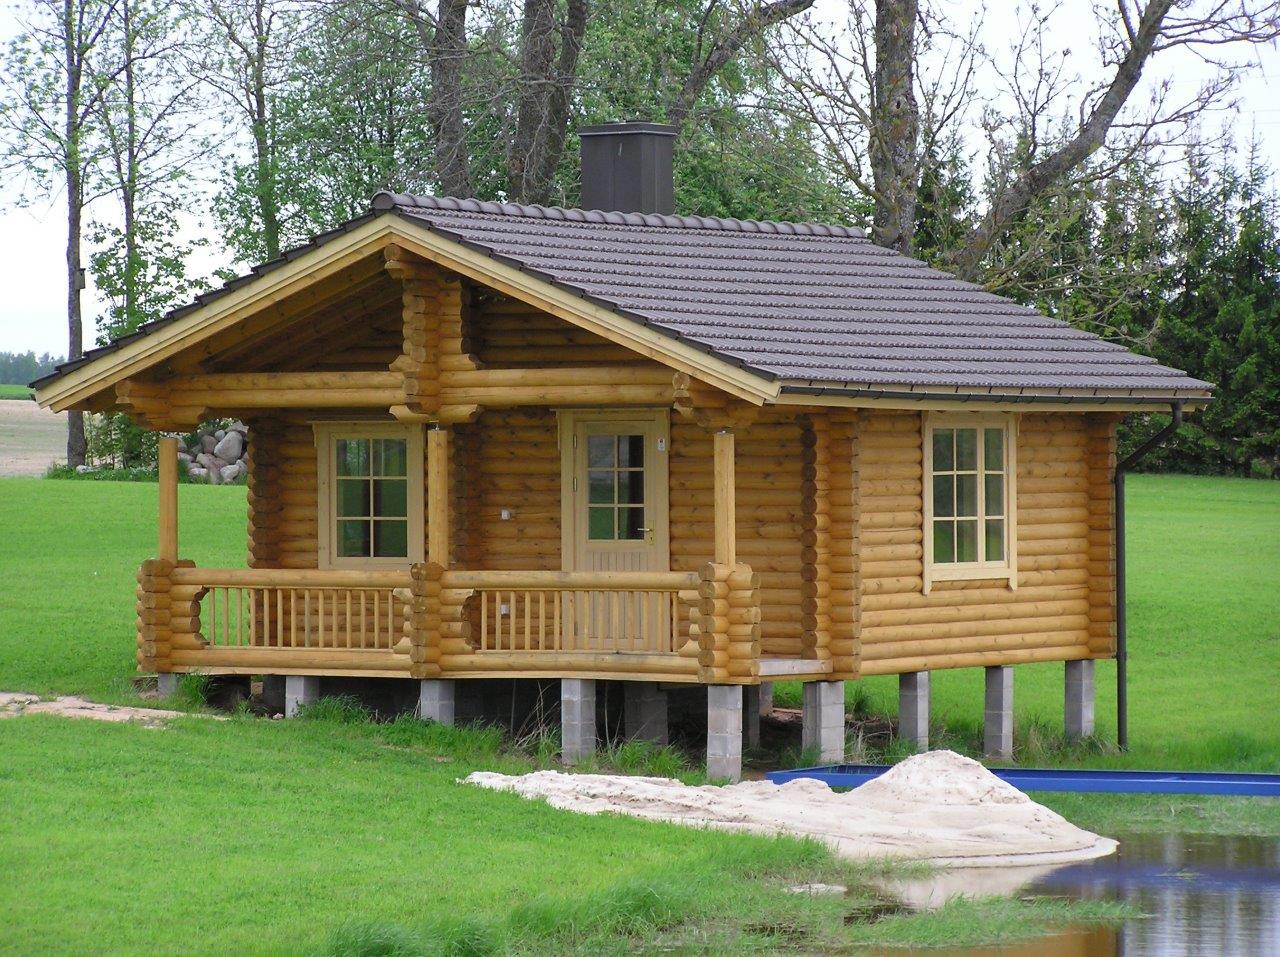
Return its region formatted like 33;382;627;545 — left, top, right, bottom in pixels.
313;421;425;569
921;411;1018;595
36;215;778;412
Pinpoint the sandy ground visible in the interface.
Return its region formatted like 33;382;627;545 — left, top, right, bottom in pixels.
467;751;1117;867
0;399;65;476
0;691;222;727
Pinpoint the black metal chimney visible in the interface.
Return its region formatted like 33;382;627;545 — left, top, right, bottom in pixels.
579;122;677;215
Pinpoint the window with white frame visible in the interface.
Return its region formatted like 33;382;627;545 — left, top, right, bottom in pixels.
315;423;424;568
922;414;1017;591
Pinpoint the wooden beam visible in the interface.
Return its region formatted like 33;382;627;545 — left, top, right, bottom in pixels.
158;437;178;563
714;429;736;566
427;427;450;566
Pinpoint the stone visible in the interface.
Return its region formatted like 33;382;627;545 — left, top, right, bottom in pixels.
229;421;248;434
984;666;1014;760
561;678;596;762
213;430;243;463
188;466;208;480
177;451;192;464
706;685;743;782
786;883;847;896
802;681;845;763
418;680;456;725
285;675;320;717
898;671;930;751
623;682;667;746
1065;659;1095;741
156;673;181;698
219;462;244;483
199;433;217;454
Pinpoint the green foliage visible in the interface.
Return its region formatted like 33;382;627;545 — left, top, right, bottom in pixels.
44;464;159;481
0;353;62;386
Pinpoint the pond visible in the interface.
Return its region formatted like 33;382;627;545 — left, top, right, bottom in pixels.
880;833;1280;956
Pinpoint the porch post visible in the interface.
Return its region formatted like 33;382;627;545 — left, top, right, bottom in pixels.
158;436;178;563
713;429;735;566
427;426;450;566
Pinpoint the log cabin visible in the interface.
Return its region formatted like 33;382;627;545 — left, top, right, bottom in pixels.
32;122;1211;779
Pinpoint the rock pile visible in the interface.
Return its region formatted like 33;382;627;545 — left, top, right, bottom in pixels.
177;422;249;484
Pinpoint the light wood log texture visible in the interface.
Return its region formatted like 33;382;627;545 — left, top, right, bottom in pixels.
158;437;178;563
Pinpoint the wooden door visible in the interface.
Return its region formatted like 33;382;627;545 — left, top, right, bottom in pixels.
560;410;670;649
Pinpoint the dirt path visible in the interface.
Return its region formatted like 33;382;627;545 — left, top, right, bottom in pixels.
0;691;222;727
0;399;65;476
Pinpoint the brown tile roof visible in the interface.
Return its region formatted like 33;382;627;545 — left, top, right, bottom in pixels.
376;194;1210;399
34;194;1211;402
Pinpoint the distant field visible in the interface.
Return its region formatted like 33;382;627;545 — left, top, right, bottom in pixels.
0;396;63;475
0;383;33;399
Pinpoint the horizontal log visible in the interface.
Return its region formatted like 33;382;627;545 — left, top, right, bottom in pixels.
859;645;1091;676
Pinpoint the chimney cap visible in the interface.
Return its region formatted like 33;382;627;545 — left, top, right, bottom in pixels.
579;121;677;138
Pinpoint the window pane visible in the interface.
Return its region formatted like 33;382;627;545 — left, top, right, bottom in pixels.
618;435;645;468
336;439;369;477
984;428;1004;471
373;478;407;518
933;474;955;518
932;429;954;470
337;479;369;517
985;519;1005;562
619;507;645;540
588;506;615;540
373;520;408;557
985;474;1004;516
956;474;978;517
956;520;978;562
933;521;955;563
374;438;407;477
622;469;645;505
588;470;614;505
338;520;370;557
587;435;614;467
956;429;978;470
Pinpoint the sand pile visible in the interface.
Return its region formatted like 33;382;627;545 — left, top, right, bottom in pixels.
0;691;221;727
466;750;1115;865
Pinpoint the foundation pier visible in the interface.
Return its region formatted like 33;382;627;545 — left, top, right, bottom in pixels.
1065;659;1096;741
898;671;930;751
984;666;1014;760
802;681;845;763
707;685;743;782
284;675;319;718
418;679;456;725
561;678;597;762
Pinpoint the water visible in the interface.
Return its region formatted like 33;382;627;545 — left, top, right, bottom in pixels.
883;833;1280;956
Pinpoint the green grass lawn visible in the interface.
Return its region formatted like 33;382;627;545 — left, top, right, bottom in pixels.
0;382;33;399
0;473;1273;954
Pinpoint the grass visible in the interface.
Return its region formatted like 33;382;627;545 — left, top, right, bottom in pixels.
0;473;1272;953
0;382;33;399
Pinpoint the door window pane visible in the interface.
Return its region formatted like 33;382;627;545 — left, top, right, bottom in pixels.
588;506;615;540
374;438;407;477
583;432;648;541
373;479;407;517
337;439;369;477
332;434;414;560
338;519;370;558
587;435;614;467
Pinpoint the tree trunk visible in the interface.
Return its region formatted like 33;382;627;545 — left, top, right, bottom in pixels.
429;0;471;197
63;0;86;467
252;0;281;259
869;0;919;254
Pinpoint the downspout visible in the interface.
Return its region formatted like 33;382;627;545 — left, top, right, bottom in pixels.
1114;402;1183;751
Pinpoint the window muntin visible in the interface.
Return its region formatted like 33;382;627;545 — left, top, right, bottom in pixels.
315;423;423;568
335;437;410;558
586;433;646;541
924;415;1016;590
930;426;1006;565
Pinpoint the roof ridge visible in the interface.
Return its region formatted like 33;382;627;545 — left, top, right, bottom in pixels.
371;191;867;239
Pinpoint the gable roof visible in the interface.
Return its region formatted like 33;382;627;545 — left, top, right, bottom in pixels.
375;193;1210;401
33;193;1211;407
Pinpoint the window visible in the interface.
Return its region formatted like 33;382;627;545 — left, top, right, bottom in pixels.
315;424;424;568
922;414;1017;592
587;433;646;540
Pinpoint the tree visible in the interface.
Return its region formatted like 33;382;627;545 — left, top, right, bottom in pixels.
774;0;1279;270
0;0;121;466
91;0;208;341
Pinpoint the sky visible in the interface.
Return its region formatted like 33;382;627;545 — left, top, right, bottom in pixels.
0;0;1277;358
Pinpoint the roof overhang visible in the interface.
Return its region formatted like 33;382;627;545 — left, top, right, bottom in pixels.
774;381;1211;414
33;214;781;412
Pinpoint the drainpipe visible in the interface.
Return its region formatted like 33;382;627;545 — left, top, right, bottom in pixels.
1114;402;1183;751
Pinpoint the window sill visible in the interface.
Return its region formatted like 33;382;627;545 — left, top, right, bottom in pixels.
923;563;1016;595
